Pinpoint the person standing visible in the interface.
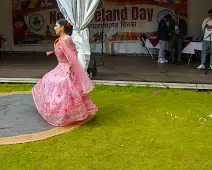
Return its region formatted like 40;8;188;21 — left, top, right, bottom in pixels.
157;14;172;64
169;11;187;64
197;9;212;70
32;19;98;126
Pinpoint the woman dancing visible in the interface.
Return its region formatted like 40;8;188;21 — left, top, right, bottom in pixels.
32;19;98;126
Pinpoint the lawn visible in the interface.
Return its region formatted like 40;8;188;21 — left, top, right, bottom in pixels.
1;84;212;169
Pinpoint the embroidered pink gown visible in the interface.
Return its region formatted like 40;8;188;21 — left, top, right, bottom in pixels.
32;36;98;126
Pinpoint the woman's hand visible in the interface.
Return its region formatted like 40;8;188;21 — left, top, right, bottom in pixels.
67;65;72;74
46;51;54;56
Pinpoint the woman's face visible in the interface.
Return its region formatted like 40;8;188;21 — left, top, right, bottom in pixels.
54;22;64;35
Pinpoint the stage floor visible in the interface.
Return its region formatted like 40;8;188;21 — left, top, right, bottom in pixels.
0;52;212;84
0;92;95;145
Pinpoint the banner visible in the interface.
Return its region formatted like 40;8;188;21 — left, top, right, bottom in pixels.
89;0;187;43
12;0;187;45
12;0;61;45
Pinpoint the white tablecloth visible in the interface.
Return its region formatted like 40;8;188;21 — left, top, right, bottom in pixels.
90;42;145;54
146;38;203;54
90;39;203;55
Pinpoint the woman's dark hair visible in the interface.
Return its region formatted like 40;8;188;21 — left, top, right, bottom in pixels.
57;19;73;35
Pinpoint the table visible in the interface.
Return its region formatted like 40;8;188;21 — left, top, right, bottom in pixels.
90;42;145;55
145;37;203;64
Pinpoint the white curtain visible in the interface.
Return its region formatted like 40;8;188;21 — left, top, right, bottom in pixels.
57;0;100;69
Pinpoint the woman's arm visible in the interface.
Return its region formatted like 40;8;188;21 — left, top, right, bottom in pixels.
64;37;77;73
61;36;94;94
64;36;77;55
46;51;54;56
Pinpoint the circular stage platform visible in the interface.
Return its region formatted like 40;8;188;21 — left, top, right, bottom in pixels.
0;92;94;145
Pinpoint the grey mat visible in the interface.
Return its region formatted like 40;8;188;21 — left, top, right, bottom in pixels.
0;94;54;137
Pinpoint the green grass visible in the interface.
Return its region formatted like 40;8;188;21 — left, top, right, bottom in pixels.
1;84;212;169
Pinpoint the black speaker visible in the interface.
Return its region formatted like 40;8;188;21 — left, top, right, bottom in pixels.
87;59;97;79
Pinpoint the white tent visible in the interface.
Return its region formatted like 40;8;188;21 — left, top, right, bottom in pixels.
56;0;100;69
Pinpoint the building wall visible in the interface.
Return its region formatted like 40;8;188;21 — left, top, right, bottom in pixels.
187;0;212;38
0;0;211;51
0;1;13;51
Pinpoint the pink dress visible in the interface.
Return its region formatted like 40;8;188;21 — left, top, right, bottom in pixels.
32;36;98;126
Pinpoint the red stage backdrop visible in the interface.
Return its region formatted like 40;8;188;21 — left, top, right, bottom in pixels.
12;0;187;45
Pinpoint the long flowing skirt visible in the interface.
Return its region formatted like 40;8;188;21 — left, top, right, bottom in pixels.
32;63;98;126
